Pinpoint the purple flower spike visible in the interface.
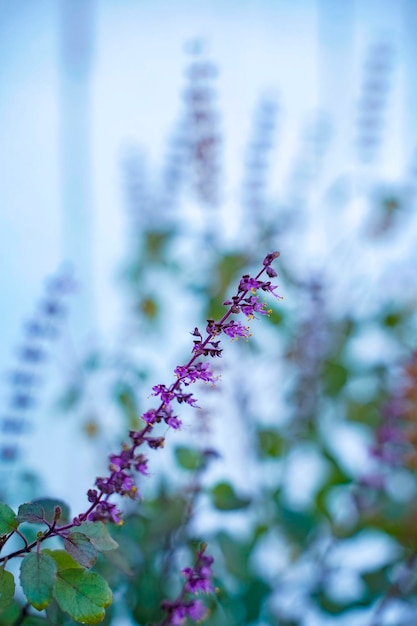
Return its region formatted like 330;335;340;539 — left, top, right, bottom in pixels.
174;362;217;385
183;545;214;594
79;253;280;530
160;544;214;625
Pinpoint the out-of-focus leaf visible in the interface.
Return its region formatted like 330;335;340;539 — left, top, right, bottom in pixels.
257;428;284;458
113;383;138;426
206;253;249;318
277;503;317;546
322;361;348;396
174;446;204;470
144;230;173;261
17;502;46;524
128;566;164;625
139;297;158;319
0;568;15;609
215;253;249;293
267;307;285;326
382;310;403;328
217;532;251;581
361;564;391;599
313;588;371;615
210;482;250;511
0;600;26;625
315;446;352;520
32;500;70;525
58;385;82;412
240;578;271;623
346;399;380;426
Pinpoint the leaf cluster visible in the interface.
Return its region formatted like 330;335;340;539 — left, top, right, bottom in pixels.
0;501;117;625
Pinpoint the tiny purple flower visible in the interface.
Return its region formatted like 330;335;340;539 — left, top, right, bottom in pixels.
170;605;187;626
166;415;182;429
239;275;261;292
223;321;250;340
88;502;123;525
152;384;175;404
142;409;157;424
241;295;270;318
134;454;149;475
187;600;207;621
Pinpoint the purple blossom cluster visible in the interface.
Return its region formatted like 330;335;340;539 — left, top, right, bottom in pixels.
76;252;281;528
160;543;214;626
366;351;417;486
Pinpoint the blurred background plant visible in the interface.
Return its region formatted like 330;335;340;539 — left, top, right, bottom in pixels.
2;2;417;625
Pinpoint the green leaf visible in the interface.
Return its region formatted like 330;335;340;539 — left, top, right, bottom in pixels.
0;568;15;609
114;383;138;425
128;565;165;625
257;429;284;458
278;504;317;546
361;565;391;599
267;307;285;326
210;482;250;511
17;502;46;524
64;533;97;568
217;532;250;581
322;361;348;396
17;617;51;626
0;504;19;535
42;549;83;571
139;296;158;319
20;552;57;611
144;229;172;261
76;523;118;552
53;568;112;624
32;499;70;525
174;446;203;471
346;399;380;426
0;601;21;625
240;579;271;623
206;253;249;318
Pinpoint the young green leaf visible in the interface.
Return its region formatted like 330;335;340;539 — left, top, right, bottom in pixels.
0;568;15;609
76;522;118;552
53;569;112;625
17;502;46;525
64;533;97;569
20;552;57;611
0;503;19;535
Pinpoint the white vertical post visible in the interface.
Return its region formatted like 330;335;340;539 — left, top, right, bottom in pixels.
60;0;96;332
